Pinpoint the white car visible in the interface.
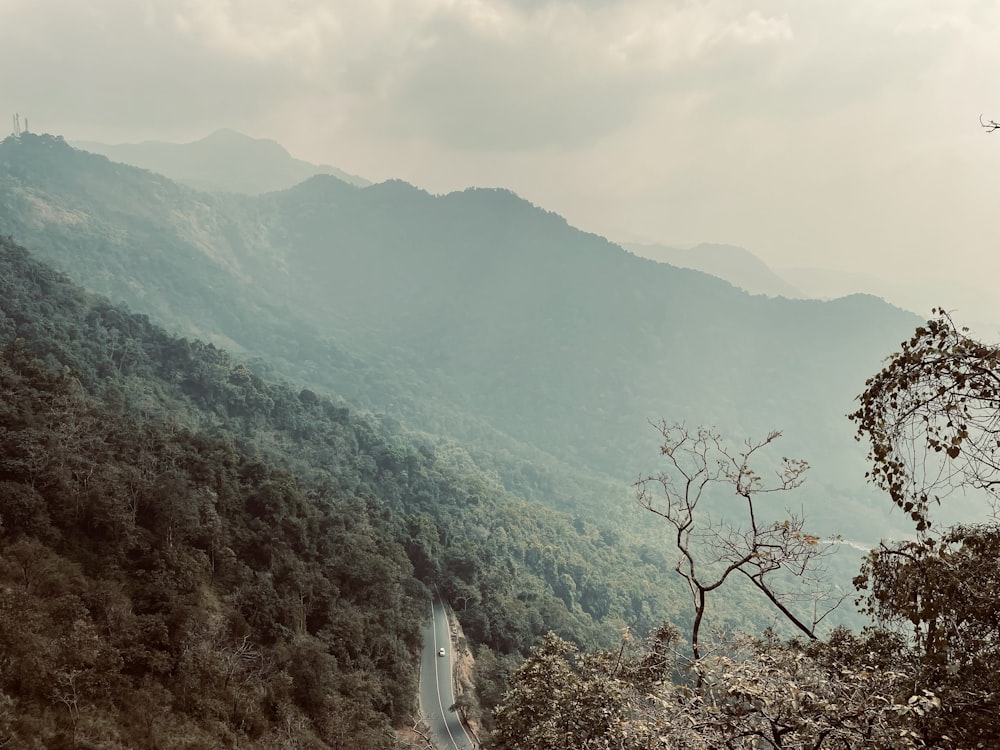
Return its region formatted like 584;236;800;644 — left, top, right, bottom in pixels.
438;647;446;657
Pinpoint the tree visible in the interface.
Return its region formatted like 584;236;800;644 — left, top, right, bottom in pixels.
851;310;1000;746
495;627;932;750
850;308;1000;531
855;523;1000;746
492;632;630;750
633;631;933;750
634;423;841;659
498;315;1000;749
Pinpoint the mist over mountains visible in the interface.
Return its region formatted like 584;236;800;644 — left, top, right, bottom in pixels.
0;129;958;746
627;239;1000;343
72;128;370;195
0;131;922;543
625;241;805;299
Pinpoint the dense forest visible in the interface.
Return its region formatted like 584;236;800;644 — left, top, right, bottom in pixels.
0;236;422;747
0;235;719;746
0;133;926;542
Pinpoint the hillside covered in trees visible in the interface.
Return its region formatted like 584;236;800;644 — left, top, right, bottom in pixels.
4;132;994;748
0;132;925;542
0;235;715;747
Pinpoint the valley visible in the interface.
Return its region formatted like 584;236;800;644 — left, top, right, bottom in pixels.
0;130;968;748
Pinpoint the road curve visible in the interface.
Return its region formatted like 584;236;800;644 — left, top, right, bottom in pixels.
419;596;477;750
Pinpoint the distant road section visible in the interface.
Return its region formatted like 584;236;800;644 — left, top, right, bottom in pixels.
419;597;477;750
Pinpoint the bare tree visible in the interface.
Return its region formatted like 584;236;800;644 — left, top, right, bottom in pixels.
981;114;1000;132
404;714;438;750
635;422;842;660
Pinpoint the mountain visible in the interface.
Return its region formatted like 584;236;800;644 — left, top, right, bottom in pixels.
1;233;720;745
1;132;949;742
628;239;1000;343
625;241;805;299
72;128;370;194
0;235;423;747
780;265;1000;342
0;132;923;548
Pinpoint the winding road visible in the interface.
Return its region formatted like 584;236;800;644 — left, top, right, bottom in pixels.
419;596;477;750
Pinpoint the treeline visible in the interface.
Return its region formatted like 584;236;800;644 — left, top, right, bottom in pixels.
0;236;707;745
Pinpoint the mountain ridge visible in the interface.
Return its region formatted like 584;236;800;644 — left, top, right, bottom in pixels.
71;128;370;194
0;133;925;545
3;231;726;745
625;241;806;299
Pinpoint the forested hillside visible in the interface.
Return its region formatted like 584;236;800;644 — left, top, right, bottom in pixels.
0;133;951;745
0;133;923;543
0;236;733;746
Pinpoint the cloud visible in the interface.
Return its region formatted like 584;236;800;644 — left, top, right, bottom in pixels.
171;0;342;68
333;0;798;150
0;1;806;149
3;0;1000;302
2;0;993;143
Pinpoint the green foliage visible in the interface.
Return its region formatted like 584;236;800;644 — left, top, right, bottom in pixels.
850;312;1000;745
0;233;701;738
661;631;932;749
0;333;422;746
0;236;425;746
493;632;631;750
0;133;921;548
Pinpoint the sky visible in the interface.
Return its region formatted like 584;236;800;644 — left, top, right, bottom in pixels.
3;0;1000;325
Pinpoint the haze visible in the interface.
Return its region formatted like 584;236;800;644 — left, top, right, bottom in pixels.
4;0;999;329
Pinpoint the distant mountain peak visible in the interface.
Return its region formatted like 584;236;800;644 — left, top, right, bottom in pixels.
203;127;257;141
197;128;292;157
625;241;805;299
70;129;370;194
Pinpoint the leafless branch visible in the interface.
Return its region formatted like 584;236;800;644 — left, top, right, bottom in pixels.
635;423;837;659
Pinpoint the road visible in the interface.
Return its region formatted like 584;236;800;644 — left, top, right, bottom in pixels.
419;596;477;750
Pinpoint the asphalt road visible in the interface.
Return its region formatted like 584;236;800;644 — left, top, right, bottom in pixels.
419;597;477;750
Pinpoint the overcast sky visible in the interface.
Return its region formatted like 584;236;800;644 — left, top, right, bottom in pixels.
3;0;1000;322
